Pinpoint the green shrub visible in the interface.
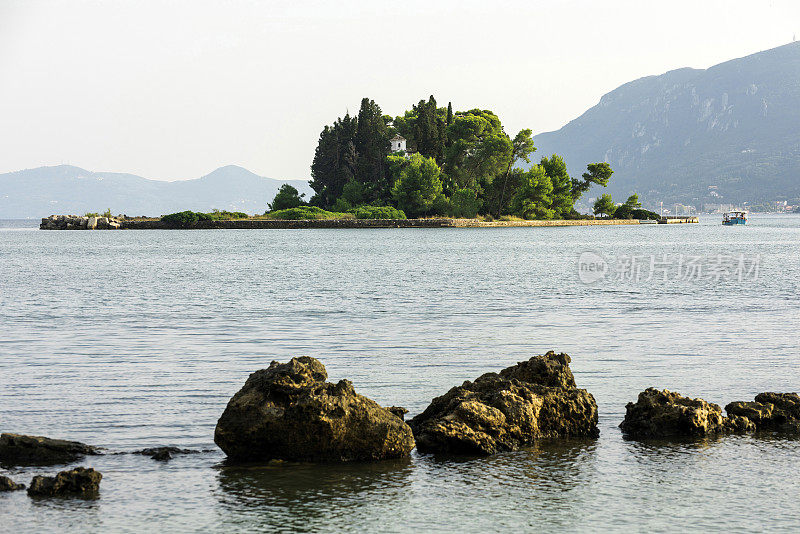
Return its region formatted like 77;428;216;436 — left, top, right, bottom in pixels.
630;208;661;220
161;210;199;228
348;205;406;219
265;206;353;220
449;188;481;218
613;204;634;219
199;210;249;221
269;185;305;211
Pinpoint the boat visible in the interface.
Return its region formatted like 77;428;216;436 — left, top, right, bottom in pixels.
722;210;747;225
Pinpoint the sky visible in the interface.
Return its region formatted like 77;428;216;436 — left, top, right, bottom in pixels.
1;0;799;181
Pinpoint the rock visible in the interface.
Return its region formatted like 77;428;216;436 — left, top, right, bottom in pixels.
214;356;415;462
408;351;599;455
87;217;98;229
726;392;800;432
0;433;100;466
0;475;25;491
27;467;102;498
108;221;121;229
133;446;197;461
387;406;409;421
620;388;729;438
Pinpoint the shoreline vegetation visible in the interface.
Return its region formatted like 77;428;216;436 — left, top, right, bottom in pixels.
40;213;698;230
41;95;684;229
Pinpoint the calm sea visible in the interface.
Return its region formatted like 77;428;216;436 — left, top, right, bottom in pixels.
1;216;799;532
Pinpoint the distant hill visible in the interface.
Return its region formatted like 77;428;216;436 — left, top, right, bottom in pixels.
0;165;313;218
533;42;800;208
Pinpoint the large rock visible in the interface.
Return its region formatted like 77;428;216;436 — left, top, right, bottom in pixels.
27;467;102;498
214;357;415;462
619;388;732;438
726;392;800;432
0;433;100;466
408;352;599;455
0;475;25;491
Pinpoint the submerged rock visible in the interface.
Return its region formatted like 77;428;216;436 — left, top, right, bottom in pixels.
27;467;102;498
133;446;199;461
0;475;25;491
619;388;730;438
408;352;599;455
214;357;416;462
0;433;100;466
726;392;800;432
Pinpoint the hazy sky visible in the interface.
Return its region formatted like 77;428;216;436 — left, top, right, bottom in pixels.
1;0;799;180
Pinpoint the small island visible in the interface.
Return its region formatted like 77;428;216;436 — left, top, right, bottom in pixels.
41;95;698;230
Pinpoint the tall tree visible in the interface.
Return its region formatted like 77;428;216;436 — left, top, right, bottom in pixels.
391;154;445;218
593;193;616;218
541;154;573;218
309;113;358;207
572;162;613;201
444;109;513;193
510;166;555;219
495;129;536;215
354;98;391;201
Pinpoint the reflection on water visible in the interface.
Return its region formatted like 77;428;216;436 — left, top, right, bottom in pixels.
213;440;599;532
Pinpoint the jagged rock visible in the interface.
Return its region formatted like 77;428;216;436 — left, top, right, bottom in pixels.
408;352;599;455
87;217;98;229
726;392;800;432
620;388;729;438
27;467;102;498
214;357;415;462
0;475;25;491
0;433;100;466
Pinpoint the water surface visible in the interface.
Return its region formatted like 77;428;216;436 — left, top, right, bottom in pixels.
1;216;799;532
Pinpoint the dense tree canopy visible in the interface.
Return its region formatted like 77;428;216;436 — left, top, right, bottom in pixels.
308;95;625;220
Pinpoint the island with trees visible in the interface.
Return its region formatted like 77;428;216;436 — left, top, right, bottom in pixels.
262;96;664;223
42;96;699;230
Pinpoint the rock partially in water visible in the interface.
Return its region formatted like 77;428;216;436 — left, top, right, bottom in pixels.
214;356;416;462
620;388;731;438
0;433;100;466
0;475;25;491
133;446;199;461
408;351;599;455
726;392;800;432
27;467;102;498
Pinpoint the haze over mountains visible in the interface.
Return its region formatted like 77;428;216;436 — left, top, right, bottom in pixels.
0;165;313;218
534;41;800;208
4;42;800;218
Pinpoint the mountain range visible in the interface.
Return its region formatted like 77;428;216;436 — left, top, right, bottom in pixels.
0;165;313;218
5;42;800;217
533;41;800;208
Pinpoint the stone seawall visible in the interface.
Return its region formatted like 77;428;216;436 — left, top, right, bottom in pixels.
41;216;699;230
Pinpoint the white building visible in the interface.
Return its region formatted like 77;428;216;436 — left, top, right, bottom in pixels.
390;134;407;153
